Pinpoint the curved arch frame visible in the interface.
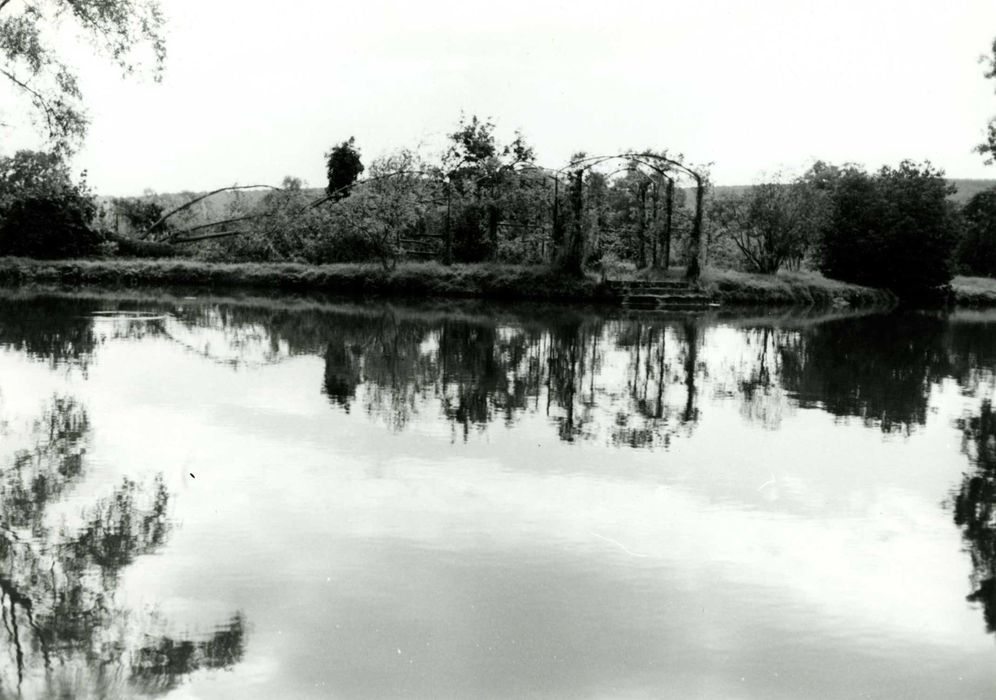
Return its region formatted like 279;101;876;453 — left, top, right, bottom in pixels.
157;150;706;278
556;152;706;278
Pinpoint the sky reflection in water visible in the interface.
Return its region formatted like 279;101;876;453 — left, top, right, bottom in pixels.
0;293;994;698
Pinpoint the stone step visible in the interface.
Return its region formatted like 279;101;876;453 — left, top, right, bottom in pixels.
621;293;716;309
623;303;716;312
623;300;713;307
608;280;692;291
605;278;718;309
621;286;699;295
623;293;711;302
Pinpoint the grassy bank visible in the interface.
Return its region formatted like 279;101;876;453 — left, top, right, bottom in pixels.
0;257;613;302
698;268;896;307
952;275;996;305
0;257;896;307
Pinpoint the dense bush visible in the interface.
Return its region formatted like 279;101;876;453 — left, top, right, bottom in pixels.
710;179;825;273
0;193;102;258
110;196;167;235
0;151;103;259
813;160;958;302
956;188;996;277
326;137;364;199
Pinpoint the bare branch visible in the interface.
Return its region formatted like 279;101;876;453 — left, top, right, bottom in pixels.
163;214;260;241
171;229;254;244
0;67;54;135
306;169;437;211
143;184;280;237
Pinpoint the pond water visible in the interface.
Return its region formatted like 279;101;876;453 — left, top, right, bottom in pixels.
0;291;995;699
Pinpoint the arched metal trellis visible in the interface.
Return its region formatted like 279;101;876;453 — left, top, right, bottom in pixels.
146;149;707;278
554;153;707;278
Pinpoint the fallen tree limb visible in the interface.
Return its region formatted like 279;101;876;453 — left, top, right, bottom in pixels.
143;185;280;238
170;230;253;244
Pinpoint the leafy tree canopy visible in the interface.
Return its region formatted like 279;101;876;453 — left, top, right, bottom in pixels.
0;149;101;258
711;177;826;273
0;148;72;206
813;159;958;302
979;38;996;164
0;0;166;153
325;136;364;200
956;187;996;276
444;114;535;184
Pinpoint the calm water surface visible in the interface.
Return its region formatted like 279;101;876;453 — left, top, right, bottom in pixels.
0;292;995;698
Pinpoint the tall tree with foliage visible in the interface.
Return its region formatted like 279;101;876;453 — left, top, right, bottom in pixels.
0;0;166;153
443;114;536;262
711;177;826;273
978;37;996;164
813;160;958;302
325;136;364;200
956;187;996;276
0;149;101;257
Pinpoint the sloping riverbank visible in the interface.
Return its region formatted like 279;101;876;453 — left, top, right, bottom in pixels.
952;275;996;306
0;258;612;302
698;269;895;306
0;257;893;307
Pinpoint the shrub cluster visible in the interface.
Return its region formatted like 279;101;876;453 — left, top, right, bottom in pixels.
710;160;962;303
0;151;103;259
813;161;958;303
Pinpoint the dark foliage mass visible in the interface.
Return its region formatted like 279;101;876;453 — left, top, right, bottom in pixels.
326;137;365;200
0;193;102;258
955;401;996;633
0;150;103;259
956;188;996;277
812;161;959;303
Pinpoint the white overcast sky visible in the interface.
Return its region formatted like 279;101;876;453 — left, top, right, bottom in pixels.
5;0;996;194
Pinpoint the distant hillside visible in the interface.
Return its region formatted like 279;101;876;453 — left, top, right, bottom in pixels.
946;179;996;203
100;180;996;220
708;180;996;203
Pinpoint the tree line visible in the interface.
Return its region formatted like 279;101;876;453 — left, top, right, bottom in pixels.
2;124;996;303
0;117;711;273
4;3;996;303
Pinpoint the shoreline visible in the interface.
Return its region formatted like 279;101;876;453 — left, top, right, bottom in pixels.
0;257;900;308
951;275;996;306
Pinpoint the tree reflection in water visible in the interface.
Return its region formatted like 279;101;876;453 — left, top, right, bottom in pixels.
778;314;951;433
319;309;703;448
316;307;971;446
955;400;996;633
0;395;245;697
0;297;99;370
2;294;969;445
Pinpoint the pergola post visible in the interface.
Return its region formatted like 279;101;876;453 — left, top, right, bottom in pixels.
686;174;705;280
663;178;674;270
443;184;453;265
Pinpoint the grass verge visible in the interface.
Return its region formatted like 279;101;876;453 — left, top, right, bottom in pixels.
699;268;895;307
952;275;996;305
0;257;896;307
0;258;613;302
